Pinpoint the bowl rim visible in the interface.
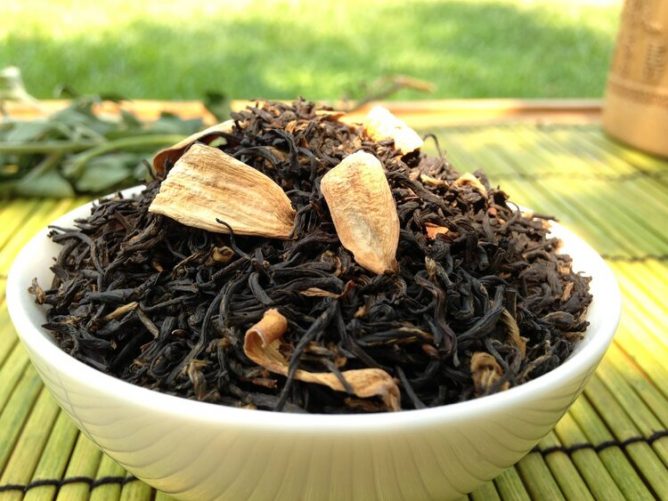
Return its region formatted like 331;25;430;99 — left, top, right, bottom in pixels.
6;186;621;432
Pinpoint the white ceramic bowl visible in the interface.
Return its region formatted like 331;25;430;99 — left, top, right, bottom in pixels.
7;189;620;501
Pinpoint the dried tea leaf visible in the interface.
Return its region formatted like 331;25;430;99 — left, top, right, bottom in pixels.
354;305;368;318
251;377;278;389
320;151;399;274
152;119;235;178
362;105;423;155
561;282;575;302
28;278;45;305
453;173;488;198
299;287;342;298
424;256;438;279
149;144;295;239
103;301;138;322
471;352;510;396
244;309;401;411
501;308;526;358
425;222;449;240
299;281;354;299
187;359;208;400
136;309;160;338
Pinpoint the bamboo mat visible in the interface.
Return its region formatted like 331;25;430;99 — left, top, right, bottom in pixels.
1;122;667;501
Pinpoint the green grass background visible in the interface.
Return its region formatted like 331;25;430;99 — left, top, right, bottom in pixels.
1;0;622;100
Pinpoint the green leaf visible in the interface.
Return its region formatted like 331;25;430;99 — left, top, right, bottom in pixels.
13;170;74;197
148;114;204;135
133;159;151;182
75;163;132;192
72;153;138;192
2;121;53;142
2;91;229;198
50;101;115;138
54;84;80;98
99;92;127;102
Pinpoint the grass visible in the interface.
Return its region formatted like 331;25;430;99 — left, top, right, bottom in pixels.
0;0;622;100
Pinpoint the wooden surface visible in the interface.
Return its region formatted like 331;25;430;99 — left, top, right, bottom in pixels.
3;98;602;125
1;101;667;500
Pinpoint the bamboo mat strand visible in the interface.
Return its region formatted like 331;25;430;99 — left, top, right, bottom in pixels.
118;479;153;501
551;413;625;500
491;467;530;501
54;433;104;500
0;388;60;501
534;432;594;501
22;411;81;501
584;377;668;499
0;122;666;500
568;397;656;500
515;453;565;500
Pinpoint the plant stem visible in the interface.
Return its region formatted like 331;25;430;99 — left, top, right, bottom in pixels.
0;141;100;154
0;134;184;157
22;152;63;180
65;134;185;177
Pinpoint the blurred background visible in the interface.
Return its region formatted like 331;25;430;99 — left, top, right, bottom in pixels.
1;0;622;101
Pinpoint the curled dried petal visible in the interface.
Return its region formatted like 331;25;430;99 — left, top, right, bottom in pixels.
244;309;401;411
152;119;235;178
244;308;289;351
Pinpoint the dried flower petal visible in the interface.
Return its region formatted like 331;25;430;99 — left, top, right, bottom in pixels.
419;173;447;187
453;173;488;198
244;309;401;411
425;222;449;240
362;106;423;155
471;352;510;396
211;246;235;264
149;144;295;239
320;151;399;274
152;119;235;178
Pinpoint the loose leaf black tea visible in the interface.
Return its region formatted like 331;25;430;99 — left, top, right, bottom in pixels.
32;99;592;413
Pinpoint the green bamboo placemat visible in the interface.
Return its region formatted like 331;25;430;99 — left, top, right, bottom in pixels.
0;123;667;500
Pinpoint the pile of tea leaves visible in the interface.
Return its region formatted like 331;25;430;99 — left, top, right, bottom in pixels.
33;99;592;413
